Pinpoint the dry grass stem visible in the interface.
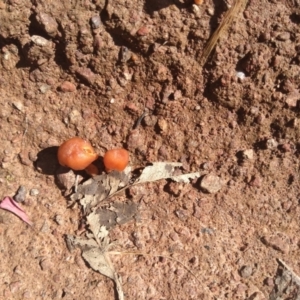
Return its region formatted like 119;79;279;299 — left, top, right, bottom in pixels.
200;0;249;66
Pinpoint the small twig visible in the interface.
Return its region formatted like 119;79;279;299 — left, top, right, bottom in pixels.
22;115;28;137
133;111;148;129
200;0;248;66
74;175;79;193
21;115;28;149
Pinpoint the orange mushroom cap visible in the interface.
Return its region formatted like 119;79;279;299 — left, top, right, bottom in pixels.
103;148;129;172
57;137;98;171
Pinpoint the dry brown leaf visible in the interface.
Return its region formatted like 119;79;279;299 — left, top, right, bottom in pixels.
67;228;124;300
68;162;202;300
136;162;201;183
71;168;131;212
136;162;182;183
72;162;201;211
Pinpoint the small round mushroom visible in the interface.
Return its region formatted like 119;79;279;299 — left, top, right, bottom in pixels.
103;148;129;172
57;137;98;170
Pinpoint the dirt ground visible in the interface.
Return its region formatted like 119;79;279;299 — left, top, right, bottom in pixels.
1;0;300;299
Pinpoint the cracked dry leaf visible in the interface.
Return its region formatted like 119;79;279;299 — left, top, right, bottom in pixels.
136;162;182;183
136;162;201;184
87;201;139;230
169;172;201;183
109;201;138;225
82;248;124;300
71;167;131;212
87;212;111;242
89;208;117;230
72;162;201;212
67;228;124;300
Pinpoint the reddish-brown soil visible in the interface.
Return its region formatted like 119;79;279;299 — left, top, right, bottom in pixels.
1;0;300;299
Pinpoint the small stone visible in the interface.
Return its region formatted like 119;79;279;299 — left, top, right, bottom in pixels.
59;81;76;92
137;26;150;36
75;67;96;85
255;113;265;124
30;35;49;47
90;15;101;29
285;92;299;107
207;7;214;15
40;258;52;271
280;143;293;152
250;106;259;115
262;234;290;254
19;150;31;166
126;102;139;112
240;265;253;278
266;138;278;149
14;266;23;275
93;35;102;51
192;4;200;14
39;84;51;94
145;96;155;110
236;71;246;80
69;109;82;125
14;186;27;203
157;118;168;132
143;115;157;127
12;101;24;111
120;46;132;63
55;166;76;192
40;221;50;233
249;175;262;187
28;152;37;162
200;174;223;194
54;214;64;225
276;32;290;41
175;209;188;220
242;149;254;160
30;188;39;196
36;13;58;37
126;129;145;151
173;90;182;100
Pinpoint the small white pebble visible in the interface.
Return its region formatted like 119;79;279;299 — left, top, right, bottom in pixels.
236;71;246;80
30;35;49;47
30;188;39;196
242;149;254;160
192;4;200;14
266;138;278;149
207;7;214;16
39;84;51;94
12;101;24;111
110;98;115;104
54;214;64;225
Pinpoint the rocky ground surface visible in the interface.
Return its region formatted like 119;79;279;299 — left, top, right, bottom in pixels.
1;0;300;299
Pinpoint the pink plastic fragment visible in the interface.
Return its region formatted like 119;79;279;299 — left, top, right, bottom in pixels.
0;197;33;226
